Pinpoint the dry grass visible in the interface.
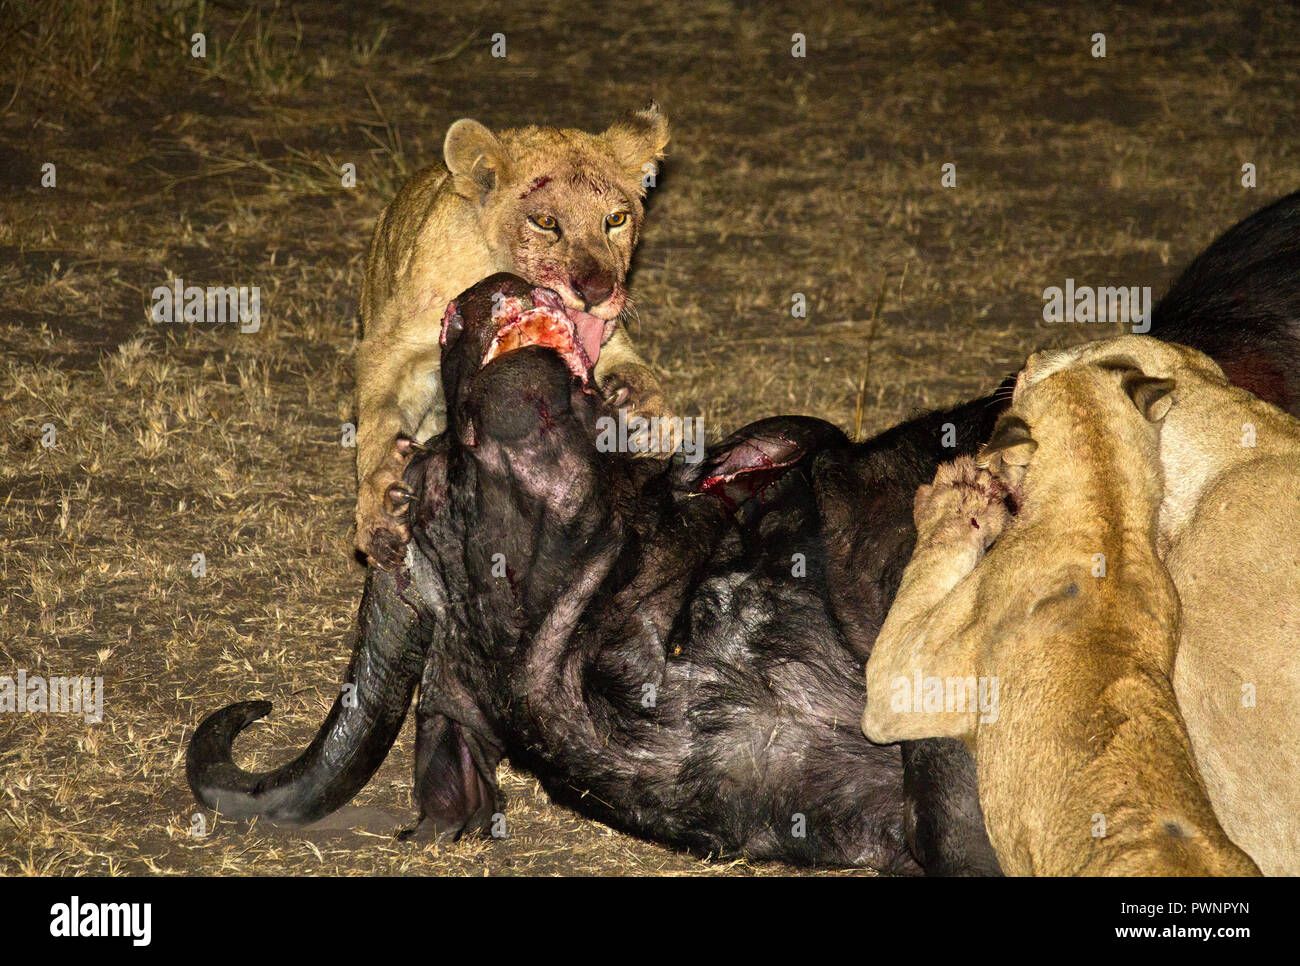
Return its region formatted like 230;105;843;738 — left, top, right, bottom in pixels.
1;0;1297;875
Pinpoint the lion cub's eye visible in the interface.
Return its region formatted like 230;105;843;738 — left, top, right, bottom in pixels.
605;212;629;229
529;214;559;232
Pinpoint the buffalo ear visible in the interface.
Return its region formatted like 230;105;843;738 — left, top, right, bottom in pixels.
1122;372;1176;422
409;714;502;842
978;415;1037;487
444;118;513;198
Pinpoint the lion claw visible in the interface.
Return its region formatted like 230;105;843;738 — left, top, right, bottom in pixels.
603;382;632;409
356;435;422;569
385;483;413;515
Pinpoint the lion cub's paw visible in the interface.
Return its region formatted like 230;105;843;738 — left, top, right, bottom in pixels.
599;364;677;458
914;456;1010;549
356;435;420;570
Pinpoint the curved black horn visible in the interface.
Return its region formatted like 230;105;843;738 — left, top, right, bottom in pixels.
186;564;432;824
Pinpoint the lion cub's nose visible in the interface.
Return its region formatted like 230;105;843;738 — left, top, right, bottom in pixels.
571;271;615;310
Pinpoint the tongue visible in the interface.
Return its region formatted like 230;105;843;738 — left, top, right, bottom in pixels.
567;307;609;368
530;287;610;369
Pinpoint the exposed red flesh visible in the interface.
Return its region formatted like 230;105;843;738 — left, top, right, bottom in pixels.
477;287;613;386
482;308;590;381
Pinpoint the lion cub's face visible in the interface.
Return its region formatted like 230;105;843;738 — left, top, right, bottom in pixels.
444;106;670;322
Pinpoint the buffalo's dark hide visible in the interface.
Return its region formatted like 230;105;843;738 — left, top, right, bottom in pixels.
191;275;932;870
189;189;1300;875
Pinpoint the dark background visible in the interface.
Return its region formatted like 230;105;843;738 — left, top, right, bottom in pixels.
1;0;1295;874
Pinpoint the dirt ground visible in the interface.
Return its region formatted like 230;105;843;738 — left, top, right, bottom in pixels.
1;0;1296;876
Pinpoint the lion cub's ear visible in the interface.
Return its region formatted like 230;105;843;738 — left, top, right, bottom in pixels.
444;119;513;198
978;414;1037;487
604;102;670;189
1122;371;1176;422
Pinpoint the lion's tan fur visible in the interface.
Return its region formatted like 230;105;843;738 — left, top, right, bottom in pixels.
354;107;671;558
1021;335;1300;875
862;359;1259;876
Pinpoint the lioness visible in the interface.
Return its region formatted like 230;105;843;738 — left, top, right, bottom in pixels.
861;361;1259;876
1018;334;1300;875
355;106;672;565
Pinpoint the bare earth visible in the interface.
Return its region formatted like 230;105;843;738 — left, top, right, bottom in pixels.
1;0;1296;876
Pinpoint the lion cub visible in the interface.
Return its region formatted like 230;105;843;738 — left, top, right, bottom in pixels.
355;106;672;564
1019;335;1300;875
861;359;1259;876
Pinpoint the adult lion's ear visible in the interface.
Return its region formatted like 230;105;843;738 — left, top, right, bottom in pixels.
978;414;1036;490
444;118;513;198
604;102;670;189
1122;371;1176;422
979;414;1037;468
